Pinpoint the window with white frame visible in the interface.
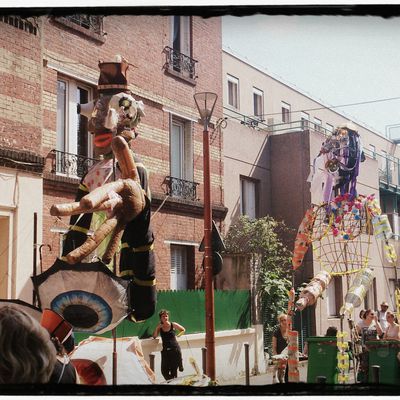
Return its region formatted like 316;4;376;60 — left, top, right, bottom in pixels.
281;101;291;123
300;112;309;130
326;123;334;133
227;75;239;109
172;15;191;58
170;15;193;79
253;87;264;119
369;144;376;159
56;77;93;175
314;117;322;132
170;117;193;181
170;244;188;290
169;116;195;199
327;275;342;317
240;176;258;219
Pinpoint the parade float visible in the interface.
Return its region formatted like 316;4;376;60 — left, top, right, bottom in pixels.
0;56;162;386
289;123;400;384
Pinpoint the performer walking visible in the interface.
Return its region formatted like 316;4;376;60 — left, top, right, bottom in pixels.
153;309;185;381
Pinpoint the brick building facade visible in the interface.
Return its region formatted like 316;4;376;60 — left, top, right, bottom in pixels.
0;13;227;300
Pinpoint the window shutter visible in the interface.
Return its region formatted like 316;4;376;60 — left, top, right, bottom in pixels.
170;245;188;290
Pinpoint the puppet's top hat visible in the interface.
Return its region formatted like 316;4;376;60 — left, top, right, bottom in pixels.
97;55;129;92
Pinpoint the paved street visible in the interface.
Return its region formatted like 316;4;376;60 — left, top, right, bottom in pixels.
218;360;309;385
218;361;357;386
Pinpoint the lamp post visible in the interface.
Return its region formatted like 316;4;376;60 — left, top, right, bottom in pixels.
194;91;218;381
386;123;400;143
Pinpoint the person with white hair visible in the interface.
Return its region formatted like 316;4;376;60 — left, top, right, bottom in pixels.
377;301;389;332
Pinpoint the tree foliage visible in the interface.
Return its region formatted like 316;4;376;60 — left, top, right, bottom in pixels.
224;215;294;353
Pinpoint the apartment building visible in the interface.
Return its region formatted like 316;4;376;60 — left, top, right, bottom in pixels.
0;14;226;301
223;48;400;338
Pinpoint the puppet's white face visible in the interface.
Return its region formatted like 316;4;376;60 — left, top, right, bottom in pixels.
80;93;145;156
106;93;145;132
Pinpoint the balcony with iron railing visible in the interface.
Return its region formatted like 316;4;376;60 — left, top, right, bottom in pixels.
162;46;198;85
365;149;400;194
223;106;333;136
53;15;106;43
0;15;38;35
165;176;199;202
50;150;98;179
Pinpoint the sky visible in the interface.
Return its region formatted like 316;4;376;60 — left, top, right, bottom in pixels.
222;14;400;139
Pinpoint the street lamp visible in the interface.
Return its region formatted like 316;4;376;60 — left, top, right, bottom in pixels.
386;123;400;144
194;91;218;381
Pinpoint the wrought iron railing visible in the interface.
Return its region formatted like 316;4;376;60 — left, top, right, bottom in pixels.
363;148;398;188
240;115;264;128
0;15;38;35
50;150;98;178
166;176;198;201
163;46;198;80
379;168;393;184
63;15;104;35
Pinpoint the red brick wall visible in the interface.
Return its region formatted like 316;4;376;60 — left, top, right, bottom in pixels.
151;211;206;289
0;15;224;289
0;19;42;153
42;181;77;270
41;15;223;205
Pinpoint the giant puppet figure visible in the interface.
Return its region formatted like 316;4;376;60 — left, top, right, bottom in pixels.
50;56;156;323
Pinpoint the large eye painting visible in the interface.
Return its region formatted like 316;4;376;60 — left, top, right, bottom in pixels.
51;290;112;333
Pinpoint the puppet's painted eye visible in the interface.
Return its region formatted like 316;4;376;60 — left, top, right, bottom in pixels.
51;290;112;333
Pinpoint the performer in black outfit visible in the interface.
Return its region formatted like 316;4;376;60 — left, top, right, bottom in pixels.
153;309;185;381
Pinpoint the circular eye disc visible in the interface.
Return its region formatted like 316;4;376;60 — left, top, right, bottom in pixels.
51;290;112;333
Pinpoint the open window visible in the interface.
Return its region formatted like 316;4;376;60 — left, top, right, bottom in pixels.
168;116;197;201
240;176;259;219
55;77;96;177
253;87;264;120
281;101;291;124
227;75;239;109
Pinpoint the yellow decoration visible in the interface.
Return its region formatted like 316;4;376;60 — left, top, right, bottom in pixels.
336;330;350;385
384;243;397;263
